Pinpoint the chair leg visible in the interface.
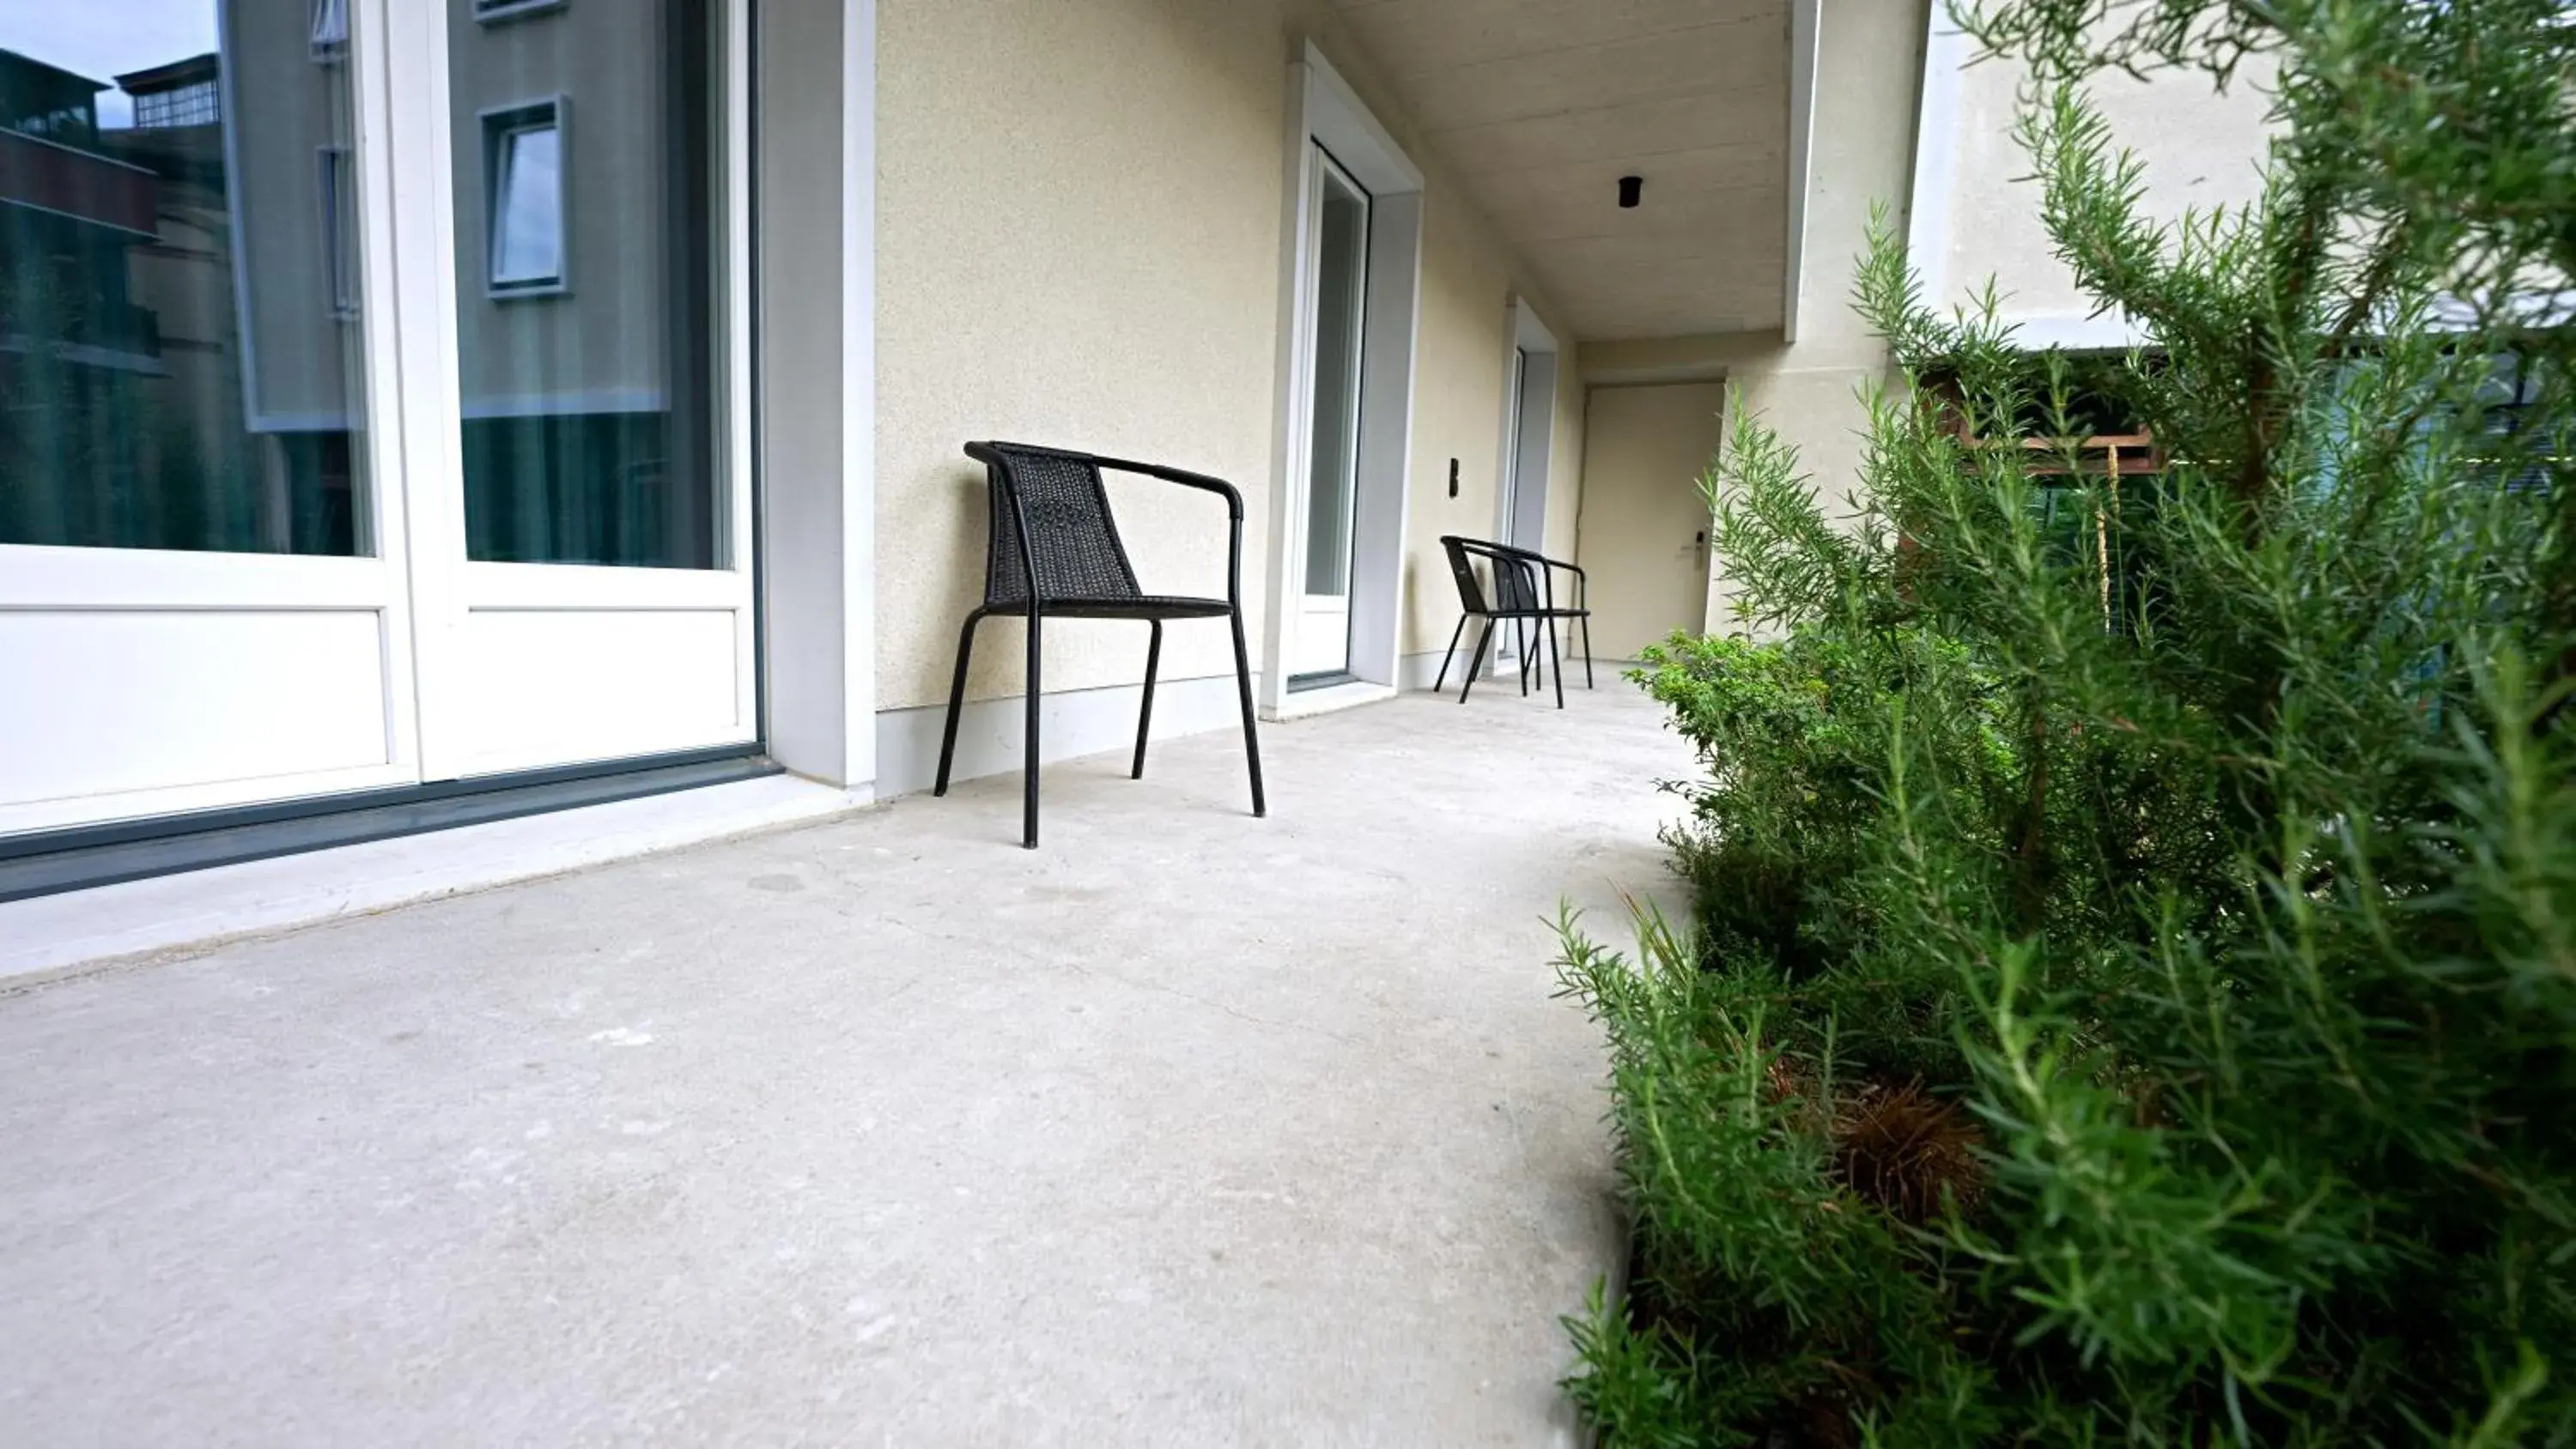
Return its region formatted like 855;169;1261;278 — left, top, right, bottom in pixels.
1546;615;1565;710
1517;617;1530;697
1459;620;1495;703
1581;614;1595;688
933;609;986;797
1133;620;1163;779
1431;615;1467;694
1023;610;1042;849
1228;604;1267;817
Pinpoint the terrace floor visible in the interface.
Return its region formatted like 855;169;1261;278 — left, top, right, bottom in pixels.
0;680;1690;1446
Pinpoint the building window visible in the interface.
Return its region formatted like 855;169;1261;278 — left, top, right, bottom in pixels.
483;100;565;295
311;0;349;58
475;0;569;22
131;79;219;129
319;147;359;317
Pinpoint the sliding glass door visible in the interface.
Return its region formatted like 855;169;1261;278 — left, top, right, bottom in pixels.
0;0;423;835
1291;145;1368;683
0;0;753;839
400;0;755;779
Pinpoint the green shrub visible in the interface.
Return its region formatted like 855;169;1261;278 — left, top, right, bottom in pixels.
1558;3;2576;1443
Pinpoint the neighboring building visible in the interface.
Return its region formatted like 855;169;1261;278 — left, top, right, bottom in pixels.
0;49;167;548
0;2;2274;960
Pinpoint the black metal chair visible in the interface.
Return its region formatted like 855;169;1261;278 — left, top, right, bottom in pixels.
933;441;1266;848
1432;535;1594;708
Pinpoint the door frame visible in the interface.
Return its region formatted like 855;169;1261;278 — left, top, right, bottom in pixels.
1485;298;1558;673
1496;296;1558;555
388;0;759;780
0;0;427;838
1288;143;1370;685
1262;42;1422;717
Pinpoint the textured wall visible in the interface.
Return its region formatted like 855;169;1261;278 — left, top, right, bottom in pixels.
1926;42;2277;326
875;0;1582;709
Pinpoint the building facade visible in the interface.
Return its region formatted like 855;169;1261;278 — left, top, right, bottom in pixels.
0;1;2269;970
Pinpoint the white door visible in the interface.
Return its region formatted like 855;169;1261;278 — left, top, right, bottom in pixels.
1574;383;1722;660
0;0;425;836
394;0;755;779
1291;148;1367;682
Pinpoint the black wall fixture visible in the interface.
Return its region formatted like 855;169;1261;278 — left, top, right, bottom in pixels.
1618;174;1643;209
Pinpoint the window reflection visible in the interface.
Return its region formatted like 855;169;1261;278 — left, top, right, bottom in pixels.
489;118;560;289
451;0;718;569
0;3;368;556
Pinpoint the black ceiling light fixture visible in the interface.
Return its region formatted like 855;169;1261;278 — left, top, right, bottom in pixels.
1618;174;1643;209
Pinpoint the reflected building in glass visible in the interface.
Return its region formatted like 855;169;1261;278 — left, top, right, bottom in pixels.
0;0;712;568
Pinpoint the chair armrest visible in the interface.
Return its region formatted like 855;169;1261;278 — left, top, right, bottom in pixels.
966;440;1242;519
1485;539;1587;607
1085;451;1246;522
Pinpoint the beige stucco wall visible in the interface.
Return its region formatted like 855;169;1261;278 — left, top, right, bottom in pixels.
1579;2;1926;634
875;0;1582;710
1923;39;2276;326
1395;180;1586;664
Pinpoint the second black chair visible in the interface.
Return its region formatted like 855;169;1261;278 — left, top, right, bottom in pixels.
1432;535;1593;708
934;441;1266;848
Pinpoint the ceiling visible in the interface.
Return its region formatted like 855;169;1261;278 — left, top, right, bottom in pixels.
1329;0;1792;342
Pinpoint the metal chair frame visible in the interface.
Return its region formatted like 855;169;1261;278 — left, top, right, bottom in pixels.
1431;535;1594;708
934;441;1266;847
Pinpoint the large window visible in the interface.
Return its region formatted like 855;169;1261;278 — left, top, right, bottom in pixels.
448;0;714;568
0;9;368;556
130;81;217;129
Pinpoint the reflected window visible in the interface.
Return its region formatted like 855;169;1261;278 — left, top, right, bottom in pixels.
450;0;714;569
485;103;562;294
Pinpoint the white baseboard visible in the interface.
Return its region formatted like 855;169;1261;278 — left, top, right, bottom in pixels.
873;670;1258;800
0;775;864;985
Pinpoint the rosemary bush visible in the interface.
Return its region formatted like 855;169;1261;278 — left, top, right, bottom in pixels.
1558;3;2575;1442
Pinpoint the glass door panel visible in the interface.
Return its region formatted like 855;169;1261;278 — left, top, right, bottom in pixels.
1;3;370;555
444;0;718;569
1292;149;1366;682
0;0;424;835
406;0;752;779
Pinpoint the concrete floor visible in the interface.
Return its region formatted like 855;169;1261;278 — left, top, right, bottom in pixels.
0;682;1689;1447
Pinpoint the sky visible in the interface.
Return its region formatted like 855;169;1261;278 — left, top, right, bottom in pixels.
1;0;222;129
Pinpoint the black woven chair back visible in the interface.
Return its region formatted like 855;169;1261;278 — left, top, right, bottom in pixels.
1439;533;1543;615
979;444;1142;608
1438;536;1490;615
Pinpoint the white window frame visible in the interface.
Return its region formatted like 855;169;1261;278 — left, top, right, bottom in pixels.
317;145;359;318
480;96;568;299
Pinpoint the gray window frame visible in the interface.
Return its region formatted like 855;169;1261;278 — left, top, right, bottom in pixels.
480;96;571;300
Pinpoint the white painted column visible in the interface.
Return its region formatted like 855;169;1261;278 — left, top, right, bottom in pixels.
755;0;877;797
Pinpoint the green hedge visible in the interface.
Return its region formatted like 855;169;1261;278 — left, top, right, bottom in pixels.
1554;4;2576;1443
